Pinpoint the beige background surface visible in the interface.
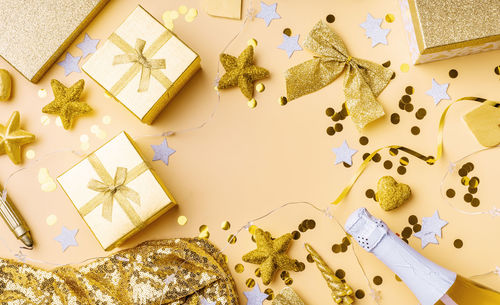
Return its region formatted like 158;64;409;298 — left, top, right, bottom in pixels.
0;0;499;304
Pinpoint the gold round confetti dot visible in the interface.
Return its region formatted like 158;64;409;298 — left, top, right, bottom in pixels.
382;60;391;67
284;277;293;286
283;28;292;36
495;66;500;75
40;115;50;126
255;83;265;92
298;223;306;232
399;101;406;110
292;230;300;240
248;98;257;108
408;215;418;225
446;188;456;198
296;261;305;271
449;69;458;78
458;168;468;176
402;95;411;103
365;189;375;198
325;107;335;117
38;89;47;98
248;225;258;235
340;243;348;252
279;96;288;106
343;162;351;168
461;176;470;186
415;108;427;120
245;278;255;288
199;230;210;239
454;239;463;249
332;244;340;253
397;166;407;175
199;225;208;232
372;153;381;162
405;103;414;112
389;148;399;156
335;269;345;279
359;136;369;145
383;160;393;169
400;63;410;72
399;157;409;166
464;193;473;202
25;149;35;159
468;186;477;194
413;224;422;232
405;86;414;95
334;123;343;132
177;215;187;225
326;14;335;23
326;126;335;136
264;288;274;300
395;274;402;281
471;198;480;207
342;236;350;246
391;72;396;79
411;126;420;135
355;289;365;299
247;38;258;47
390;113;400;124
235;264;244;273
469;177;479;187
280;271;290;279
228;234;237;244
221;221;231;230
255;268;261;277
102;115;112;125
306;219;316;229
385;13;395;23
46;214;57;226
178;5;188;14
402;227;412;239
306;254;314;263
373;275;383;285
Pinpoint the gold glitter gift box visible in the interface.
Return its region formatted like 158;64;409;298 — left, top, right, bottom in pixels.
57;131;176;251
0;0;108;82
82;6;201;124
400;0;500;64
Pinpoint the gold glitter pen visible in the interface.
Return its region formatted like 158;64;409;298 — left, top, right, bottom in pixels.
0;186;33;248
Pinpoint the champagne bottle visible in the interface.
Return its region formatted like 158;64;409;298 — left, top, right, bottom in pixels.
345;208;500;305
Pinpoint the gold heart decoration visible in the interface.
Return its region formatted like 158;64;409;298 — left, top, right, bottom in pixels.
376;176;411;211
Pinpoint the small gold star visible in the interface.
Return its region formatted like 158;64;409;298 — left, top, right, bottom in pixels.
217;46;269;99
42;79;92;129
0;111;35;164
242;228;299;285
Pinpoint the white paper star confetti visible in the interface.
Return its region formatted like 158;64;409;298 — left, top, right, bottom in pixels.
54;226;79;252
332;140;358;165
57;52;81;76
426;78;450;105
360;13;390;47
256;2;280;27
278;34;302;58
14;250;27;262
200;296;217;305
77;33;99;58
151;139;176;165
244;283;268;305
414;210;448;248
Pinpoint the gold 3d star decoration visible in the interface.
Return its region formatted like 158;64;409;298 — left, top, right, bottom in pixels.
242;227;299;285
217;45;269;99
42;79;92;129
0;111;35;164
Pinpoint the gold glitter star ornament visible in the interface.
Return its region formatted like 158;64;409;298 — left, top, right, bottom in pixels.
218;45;269;99
42;79;92;129
0;111;35;164
242;227;299;285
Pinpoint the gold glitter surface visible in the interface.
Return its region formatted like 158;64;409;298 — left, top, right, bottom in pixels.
272;287;305;305
376;176;411;211
0;0;108;82
0;239;239;304
411;0;500;51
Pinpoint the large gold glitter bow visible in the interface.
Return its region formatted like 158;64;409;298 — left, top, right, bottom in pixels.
109;32;173;95
81;154;148;226
0;239;239;305
285;21;393;129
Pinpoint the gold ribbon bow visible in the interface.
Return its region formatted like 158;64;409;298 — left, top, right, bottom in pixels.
285;21;394;129
109;32;173;95
81;154;148;226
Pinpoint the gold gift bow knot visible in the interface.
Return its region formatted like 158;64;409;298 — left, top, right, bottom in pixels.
285;21;393;129
81;154;148;226
108;32;173;95
113;38;166;92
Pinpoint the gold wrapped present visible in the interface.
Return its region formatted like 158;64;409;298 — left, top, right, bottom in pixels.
0;0;108;82
400;0;500;64
57;131;176;251
82;6;201;124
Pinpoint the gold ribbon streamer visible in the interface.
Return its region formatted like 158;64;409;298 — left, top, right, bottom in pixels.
285;21;394;129
81;154;148;226
109;32;173;95
331;97;496;205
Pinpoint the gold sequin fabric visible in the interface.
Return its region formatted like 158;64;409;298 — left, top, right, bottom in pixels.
285;21;393;129
0;239;239;305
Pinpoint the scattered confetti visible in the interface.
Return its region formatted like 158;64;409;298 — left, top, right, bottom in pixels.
57;52;81;75
177;215;188;225
76;33;99;58
413;210;448;248
360;13;390;47
54;226;79;252
385;13;395;23
38;168;57;192
326;14;335;23
248;98;257;108
248;38;258;47
38;89;47;98
221;221;231;230
426;78;450;105
278;96;287;106
448;69;458;78
244;283;269;305
46;214;57;226
256;2;281;27
332;140;357;166
25;150;35;159
277;34;302;58
151;139;176;165
256;83;265;92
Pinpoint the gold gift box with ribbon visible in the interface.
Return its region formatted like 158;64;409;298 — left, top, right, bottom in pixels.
400;0;500;64
82;5;200;124
57;131;176;251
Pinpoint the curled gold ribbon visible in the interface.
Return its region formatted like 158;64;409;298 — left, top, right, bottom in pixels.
109;32;173;95
331;97;496;205
81;154;148;226
285;21;393;129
